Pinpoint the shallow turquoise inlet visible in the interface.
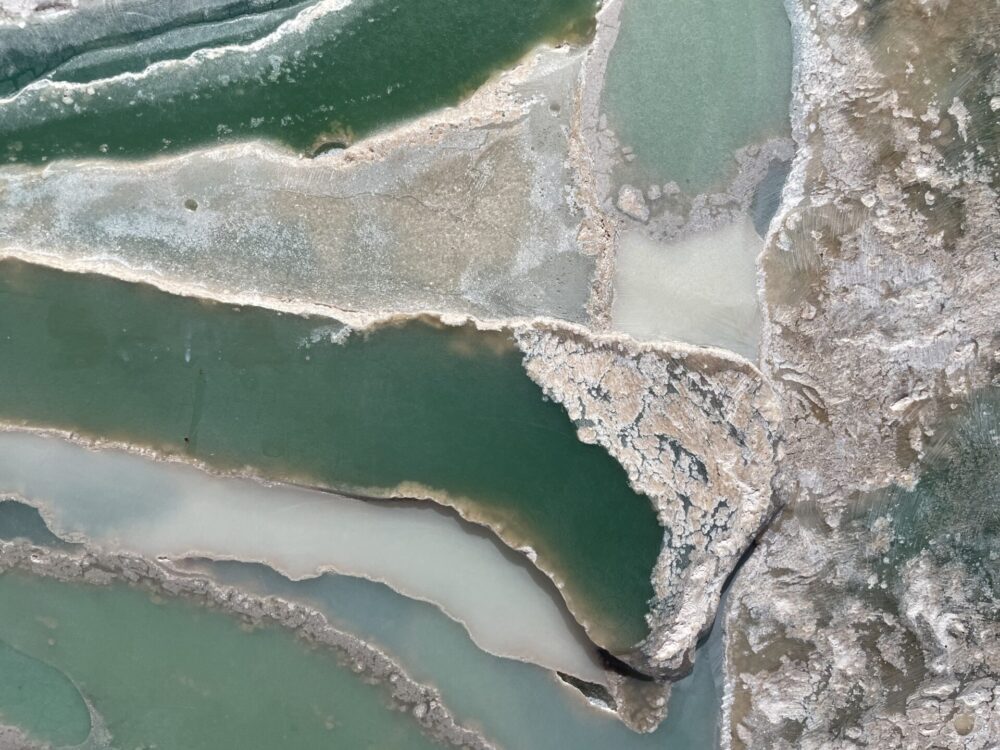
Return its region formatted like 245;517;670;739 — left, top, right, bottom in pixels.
602;0;793;193
194;559;724;750
0;639;92;747
0;571;442;750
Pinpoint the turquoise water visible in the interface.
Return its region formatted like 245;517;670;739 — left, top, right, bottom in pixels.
0;499;75;549
602;0;792;193
0;571;442;750
0;639;91;747
0;434;607;681
0;259;661;651
0;501;721;747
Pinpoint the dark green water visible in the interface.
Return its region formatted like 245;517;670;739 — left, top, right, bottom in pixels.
0;0;312;95
0;0;597;163
0;572;440;749
0;260;660;650
0;499;75;549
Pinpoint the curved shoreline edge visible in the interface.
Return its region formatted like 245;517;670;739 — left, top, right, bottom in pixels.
0;536;499;750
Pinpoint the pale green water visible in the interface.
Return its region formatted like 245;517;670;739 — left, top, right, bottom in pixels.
0;259;661;652
0;502;723;748
0;498;75;549
195;559;724;750
602;0;793;193
0;432;606;681
0;639;91;747
0;571;441;750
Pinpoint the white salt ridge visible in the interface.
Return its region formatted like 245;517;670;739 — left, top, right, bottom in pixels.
42;0;316;85
0;429;606;684
0;47;592;326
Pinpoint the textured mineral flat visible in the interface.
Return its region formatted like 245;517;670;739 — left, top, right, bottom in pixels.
0;0;997;747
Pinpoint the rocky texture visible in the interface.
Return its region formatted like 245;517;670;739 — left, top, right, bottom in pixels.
515;324;780;680
610;138;796;247
0;539;496;750
762;0;1000;504
726;397;1000;749
0;724;45;750
0;0;75;23
726;508;999;750
616;184;649;223
725;0;1000;746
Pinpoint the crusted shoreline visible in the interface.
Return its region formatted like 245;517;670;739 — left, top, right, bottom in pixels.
0;245;783;730
516;326;780;685
0;537;498;750
0;424;607;679
724;0;1000;746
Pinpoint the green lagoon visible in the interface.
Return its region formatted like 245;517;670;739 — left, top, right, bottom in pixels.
0;0;597;163
0;571;440;750
0;259;661;651
0;639;91;747
602;0;792;193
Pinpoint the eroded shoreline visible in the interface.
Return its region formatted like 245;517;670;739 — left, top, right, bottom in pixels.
0;426;612;686
0;249;782;711
0;537;497;750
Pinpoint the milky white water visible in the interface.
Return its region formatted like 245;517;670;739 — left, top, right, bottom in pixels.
0;429;606;683
611;218;762;359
